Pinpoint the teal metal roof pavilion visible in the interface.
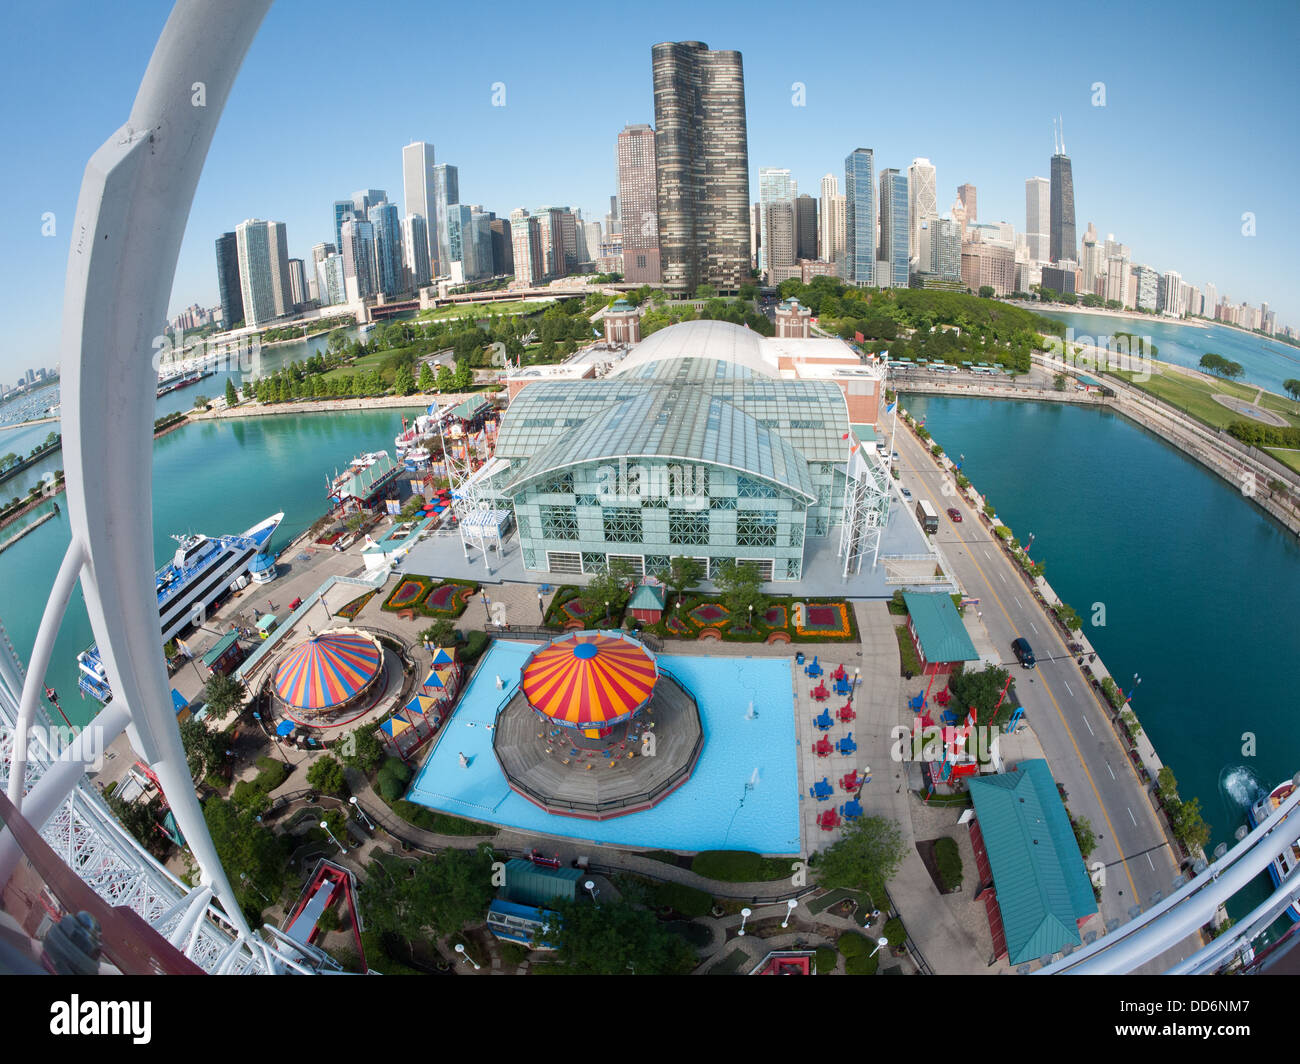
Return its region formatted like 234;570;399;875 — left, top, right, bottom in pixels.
902;592;979;665
967;760;1097;964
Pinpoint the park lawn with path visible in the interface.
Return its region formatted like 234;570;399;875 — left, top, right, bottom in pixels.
419;299;555;322
1111;365;1300;432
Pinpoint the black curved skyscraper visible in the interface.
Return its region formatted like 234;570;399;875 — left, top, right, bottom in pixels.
652;41;750;294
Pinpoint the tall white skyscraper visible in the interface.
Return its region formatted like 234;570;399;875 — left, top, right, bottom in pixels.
1204;281;1218;317
1025;177;1050;263
1080;222;1103;294
433;164;459;279
234;219;278;327
402;141;439;277
400;213;431;290
907;158;937;269
758;168;795;271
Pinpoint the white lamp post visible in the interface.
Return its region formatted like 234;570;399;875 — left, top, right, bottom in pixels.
782;899;797;928
349;795;373;830
868;936;890;959
320;819;346;855
454;943;480;970
738;907;752;936
584;880;599;904
239;872;269;902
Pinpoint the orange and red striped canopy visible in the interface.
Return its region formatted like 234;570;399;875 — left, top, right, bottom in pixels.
520;632;657;728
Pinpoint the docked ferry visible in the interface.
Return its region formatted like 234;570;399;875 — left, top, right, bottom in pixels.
1246;780;1300;924
76;512;283;702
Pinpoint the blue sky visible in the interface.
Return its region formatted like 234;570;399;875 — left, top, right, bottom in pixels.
2;0;1297;382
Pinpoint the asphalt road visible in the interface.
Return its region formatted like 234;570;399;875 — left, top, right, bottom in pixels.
890;417;1201;972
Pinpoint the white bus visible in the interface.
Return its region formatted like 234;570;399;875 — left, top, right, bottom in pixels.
916;499;939;534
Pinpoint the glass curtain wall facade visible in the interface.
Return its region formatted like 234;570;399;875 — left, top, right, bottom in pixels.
843;149;875;287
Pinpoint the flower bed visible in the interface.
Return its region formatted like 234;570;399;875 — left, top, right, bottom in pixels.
335;590;376;620
381;576;477;618
763;604;787;628
689;602;730;627
383;575;433;612
795;602;852;638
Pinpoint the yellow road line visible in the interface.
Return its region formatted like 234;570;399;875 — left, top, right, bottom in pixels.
912;441;1143;901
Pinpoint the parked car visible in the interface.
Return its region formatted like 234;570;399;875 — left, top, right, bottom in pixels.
946;507;962;523
1011;637;1036;669
901;487;913;500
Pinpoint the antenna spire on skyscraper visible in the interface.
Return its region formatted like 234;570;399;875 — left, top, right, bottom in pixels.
1059;115;1065;155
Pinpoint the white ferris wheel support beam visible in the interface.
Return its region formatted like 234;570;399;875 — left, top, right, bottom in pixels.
25;0;272;943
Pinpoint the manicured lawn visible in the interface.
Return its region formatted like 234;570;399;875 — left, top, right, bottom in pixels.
1265;448;1300;474
419;299;554;321
893;624;921;675
1112;364;1300;432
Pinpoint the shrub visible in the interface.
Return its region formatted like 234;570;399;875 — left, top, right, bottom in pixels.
883;918;906;947
934;837;963;891
306;755;347;797
650;882;712;918
837;931;868;957
993;525;1012;541
388;799;496;837
844;951;879;975
814;946;838;974
461;630;490;664
691;850;792;882
1100;677;1124;710
255;757;288;791
500;942;529;967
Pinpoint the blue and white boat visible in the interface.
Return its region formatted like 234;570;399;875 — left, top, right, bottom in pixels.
76;512;283;702
1246;780;1300;924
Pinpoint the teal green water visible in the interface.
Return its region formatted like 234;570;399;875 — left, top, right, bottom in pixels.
1043;309;1300;395
0;406;422;729
904;395;1300;864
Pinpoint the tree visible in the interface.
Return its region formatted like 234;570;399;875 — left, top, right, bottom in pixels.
203;672;246;718
307;754;348;796
1053;372;1068;391
417;362;434;392
579;559;636;623
179;716;228;782
815;816;907;901
376;756;411;802
658;556;704;600
1070;813;1097;859
946;664;1012;726
713;559;768;627
694;283;718;300
1283;379;1300;404
203;796;290;910
393;365;415;395
192;394;210;410
978;286;995;299
340;722;386;777
360;845;495;942
435;364;454;391
452;360;474;391
1199;352;1243;379
546;896;696;974
1171;797;1211;852
419;619;457;646
225;378;239;407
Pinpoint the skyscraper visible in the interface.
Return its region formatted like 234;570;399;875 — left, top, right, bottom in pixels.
339;217;376;303
758;167;795;271
400;213;431;290
352;189;387;215
928;217;961;280
957;183;977;223
267;221;293;319
1025;177;1050;263
368;202;403;297
446;204;474;283
234;219;276;327
490;217;514;277
818;177;845;267
510;208;542;286
333;201;354;256
1049;122;1076;264
795;194;818;261
214;232;244;329
843;148;875;287
433;164;459;279
652;40;750;293
878;169;909;288
761;199;794;281
287;258;307;308
617;123;661;283
1079;222;1103;294
402;141;439;277
907;159;937;270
